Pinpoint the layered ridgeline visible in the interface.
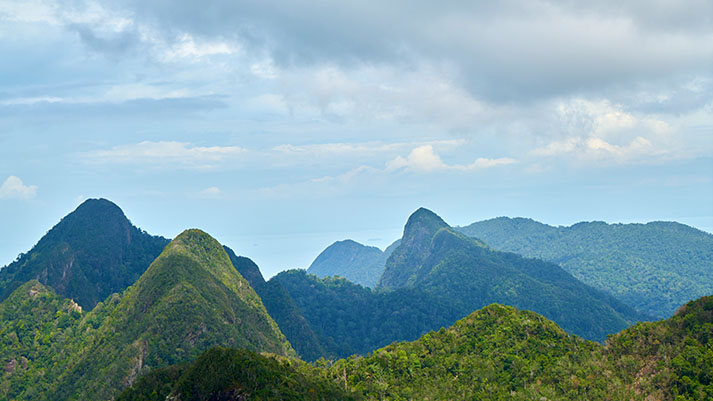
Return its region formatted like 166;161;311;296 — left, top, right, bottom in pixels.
1;229;294;401
121;296;713;400
272;269;462;359
307;240;400;288
457;217;713;318
0;199;169;309
378;208;646;341
223;247;327;361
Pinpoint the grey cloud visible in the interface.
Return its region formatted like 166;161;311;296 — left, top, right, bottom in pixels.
107;0;713;103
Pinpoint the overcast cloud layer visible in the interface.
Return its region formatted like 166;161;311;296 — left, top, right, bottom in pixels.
1;0;712;276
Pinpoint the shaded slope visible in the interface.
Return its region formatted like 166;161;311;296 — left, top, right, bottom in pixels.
224;247;327;361
7;229;294;401
457;217;713;318
308;240;385;288
273;269;462;359
0;199;169;309
117;347;357;401
379;208;646;341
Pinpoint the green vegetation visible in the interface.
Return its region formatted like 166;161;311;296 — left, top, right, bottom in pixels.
0;281;83;400
0;198;169;309
457;217;713;318
117;347;357;401
120;296;713;401
307;239;396;288
225;247;327;362
273;269;462;359
0;229;294;400
378;208;645;341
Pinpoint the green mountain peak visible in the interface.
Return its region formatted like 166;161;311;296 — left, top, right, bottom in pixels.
0;198;169;309
11;228;295;400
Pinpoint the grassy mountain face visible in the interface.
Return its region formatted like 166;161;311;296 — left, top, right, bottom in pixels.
0;199;169;309
273;269;462;359
117;347;357;401
457;217;713;318
1;229;294;401
379;208;646;341
308;240;385;288
330;296;713;400
120;296;713;400
0;281;83;400
224;247;327;361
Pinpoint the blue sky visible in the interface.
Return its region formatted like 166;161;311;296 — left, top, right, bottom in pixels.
1;0;712;278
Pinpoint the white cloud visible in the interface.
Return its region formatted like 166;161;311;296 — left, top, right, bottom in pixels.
386;145;516;172
0;176;37;200
162;33;235;61
532;136;655;163
83;141;244;169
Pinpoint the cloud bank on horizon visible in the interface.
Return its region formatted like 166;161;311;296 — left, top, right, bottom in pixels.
1;0;712;275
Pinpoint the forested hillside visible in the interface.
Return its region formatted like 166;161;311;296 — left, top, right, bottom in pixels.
378;208;646;341
0;230;293;400
0;199;169;309
120;296;713;400
457;217;713;318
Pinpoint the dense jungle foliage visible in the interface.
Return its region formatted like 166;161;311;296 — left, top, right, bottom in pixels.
0;199;169;309
457;217;713;318
0;230;292;401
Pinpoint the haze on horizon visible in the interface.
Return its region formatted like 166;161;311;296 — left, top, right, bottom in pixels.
1;0;712;277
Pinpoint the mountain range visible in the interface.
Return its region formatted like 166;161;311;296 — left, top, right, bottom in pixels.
1;198;710;399
458;217;713;318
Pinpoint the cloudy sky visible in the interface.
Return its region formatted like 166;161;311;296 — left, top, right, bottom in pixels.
1;0;712;277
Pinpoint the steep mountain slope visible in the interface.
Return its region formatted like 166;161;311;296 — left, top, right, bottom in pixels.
121;296;713;400
457;217;713;318
273;269;463;359
329;296;713;400
0;281;84;400
117;347;357;401
307;240;386;288
2;229;294;401
224;247;327;361
379;208;646;341
0;199;169;309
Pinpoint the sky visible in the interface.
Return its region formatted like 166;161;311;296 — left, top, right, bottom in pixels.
1;0;712;278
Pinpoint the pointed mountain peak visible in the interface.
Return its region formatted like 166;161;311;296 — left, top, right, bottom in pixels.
401;207;450;248
0;198;169;309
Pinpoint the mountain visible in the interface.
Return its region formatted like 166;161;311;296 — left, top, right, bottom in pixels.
307;240;385;288
223;246;327;361
378;208;646;341
2;229;294;400
0;198;169;309
117;347;357;401
457;217;713;318
0;281;84;400
120;296;713;400
273;269;462;359
329;295;713;400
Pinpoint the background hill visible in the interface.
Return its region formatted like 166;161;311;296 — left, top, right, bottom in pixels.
378;208;647;341
457;217;713;318
307;239;396;288
0;199;169;309
272;269;462;359
224;247;327;361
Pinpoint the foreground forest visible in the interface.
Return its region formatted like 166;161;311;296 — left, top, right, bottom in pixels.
119;296;713;400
